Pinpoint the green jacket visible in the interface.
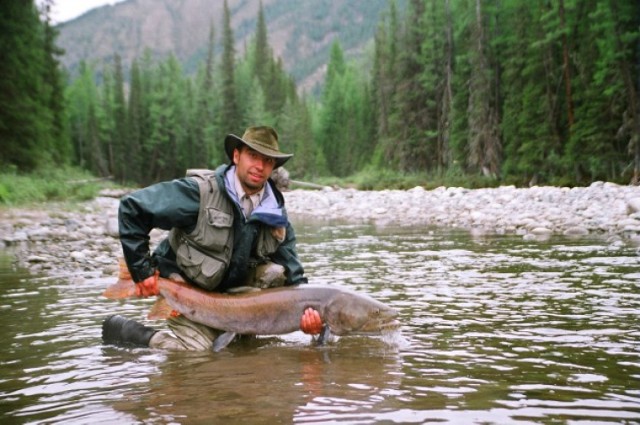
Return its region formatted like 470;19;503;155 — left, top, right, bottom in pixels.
118;164;307;291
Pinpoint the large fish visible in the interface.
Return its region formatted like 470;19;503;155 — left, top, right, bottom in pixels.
103;272;400;351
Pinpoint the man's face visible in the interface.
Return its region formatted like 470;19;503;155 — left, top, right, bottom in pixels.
233;146;276;195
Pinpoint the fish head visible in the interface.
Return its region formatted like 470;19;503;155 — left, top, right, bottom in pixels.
324;291;399;336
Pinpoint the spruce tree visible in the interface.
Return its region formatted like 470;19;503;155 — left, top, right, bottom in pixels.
41;0;71;165
253;1;270;86
371;1;400;168
112;54;129;182
220;0;241;135
0;1;53;170
466;0;501;178
127;59;144;182
192;21;218;168
388;0;430;172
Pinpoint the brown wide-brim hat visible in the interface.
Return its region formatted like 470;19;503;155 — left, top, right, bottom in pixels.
224;126;293;169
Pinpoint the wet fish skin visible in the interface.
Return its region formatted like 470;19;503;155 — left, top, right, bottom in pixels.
157;279;399;337
102;276;399;343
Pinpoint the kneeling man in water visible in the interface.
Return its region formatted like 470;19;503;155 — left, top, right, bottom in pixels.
102;126;321;350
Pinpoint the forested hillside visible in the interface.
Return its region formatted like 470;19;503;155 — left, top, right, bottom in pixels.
2;0;639;190
56;0;397;93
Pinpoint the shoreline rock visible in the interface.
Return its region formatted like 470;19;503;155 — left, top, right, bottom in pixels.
1;182;639;278
285;182;640;240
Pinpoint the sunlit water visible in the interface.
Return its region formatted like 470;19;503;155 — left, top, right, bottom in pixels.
1;221;639;424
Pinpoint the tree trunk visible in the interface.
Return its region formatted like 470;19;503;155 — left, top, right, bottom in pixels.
558;0;574;132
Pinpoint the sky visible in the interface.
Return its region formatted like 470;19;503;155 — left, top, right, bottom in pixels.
38;0;126;24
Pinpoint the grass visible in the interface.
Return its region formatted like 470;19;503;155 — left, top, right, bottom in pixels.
313;167;502;191
0;165;506;207
0;165;114;207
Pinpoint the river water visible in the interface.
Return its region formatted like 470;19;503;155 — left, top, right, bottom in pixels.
0;221;639;424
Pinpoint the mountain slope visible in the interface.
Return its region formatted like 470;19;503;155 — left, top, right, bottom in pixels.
57;0;403;92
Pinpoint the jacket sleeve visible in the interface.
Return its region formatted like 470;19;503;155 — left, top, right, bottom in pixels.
118;178;200;283
271;221;308;285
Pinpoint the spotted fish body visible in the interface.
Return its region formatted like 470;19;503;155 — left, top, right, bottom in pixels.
157;279;399;337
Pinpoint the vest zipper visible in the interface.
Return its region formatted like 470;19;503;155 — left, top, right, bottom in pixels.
182;237;192;259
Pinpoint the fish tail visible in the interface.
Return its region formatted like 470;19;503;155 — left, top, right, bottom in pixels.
102;278;136;299
118;257;132;279
101;257;136;299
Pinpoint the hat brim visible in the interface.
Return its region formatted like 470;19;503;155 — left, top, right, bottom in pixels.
224;134;293;168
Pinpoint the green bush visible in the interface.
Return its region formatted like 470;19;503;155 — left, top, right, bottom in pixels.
311;167;501;191
0;166;109;206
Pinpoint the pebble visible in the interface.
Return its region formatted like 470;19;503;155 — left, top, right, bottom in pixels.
0;182;638;278
284;182;640;243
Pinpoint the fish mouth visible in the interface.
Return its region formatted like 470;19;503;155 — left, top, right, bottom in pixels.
376;318;401;334
381;319;401;331
371;308;400;333
356;317;401;334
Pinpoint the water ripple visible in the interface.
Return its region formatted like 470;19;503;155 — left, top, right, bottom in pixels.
1;226;639;424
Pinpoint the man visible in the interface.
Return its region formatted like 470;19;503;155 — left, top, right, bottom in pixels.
102;126;322;350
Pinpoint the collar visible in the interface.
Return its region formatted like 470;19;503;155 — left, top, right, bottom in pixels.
222;165;287;227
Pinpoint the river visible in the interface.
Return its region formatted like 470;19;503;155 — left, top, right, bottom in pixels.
0;220;639;424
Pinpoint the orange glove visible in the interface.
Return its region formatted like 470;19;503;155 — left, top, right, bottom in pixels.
135;270;160;297
300;308;323;335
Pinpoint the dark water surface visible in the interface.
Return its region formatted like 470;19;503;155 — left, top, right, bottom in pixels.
1;222;639;424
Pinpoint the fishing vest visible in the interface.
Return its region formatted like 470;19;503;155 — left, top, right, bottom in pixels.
168;169;284;291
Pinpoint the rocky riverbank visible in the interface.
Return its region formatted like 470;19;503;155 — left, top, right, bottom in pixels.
286;182;640;238
1;182;639;278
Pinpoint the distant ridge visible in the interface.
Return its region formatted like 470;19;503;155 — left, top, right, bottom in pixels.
56;0;405;92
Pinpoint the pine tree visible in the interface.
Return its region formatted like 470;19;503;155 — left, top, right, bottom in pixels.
388;0;430;172
317;42;348;176
500;1;561;184
41;0;71;165
253;1;270;86
466;0;501;177
371;1;400;168
316;41;374;176
99;65;117;178
279;96;320;178
127;59;145;182
146;55;188;182
264;58;289;120
0;1;53;170
67;61;106;175
112;54;129;182
220;0;241;135
192;21;219;168
420;0;452;172
566;0;640;183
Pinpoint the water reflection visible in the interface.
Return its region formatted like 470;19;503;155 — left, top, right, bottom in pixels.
102;340;403;424
1;221;639;424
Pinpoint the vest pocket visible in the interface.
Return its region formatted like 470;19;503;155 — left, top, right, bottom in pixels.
256;226;284;258
189;208;233;251
176;243;226;290
206;208;233;227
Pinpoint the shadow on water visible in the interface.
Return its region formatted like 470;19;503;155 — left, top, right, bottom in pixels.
99;338;403;424
1;222;639;424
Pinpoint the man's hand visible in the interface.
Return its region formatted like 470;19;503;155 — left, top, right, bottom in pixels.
135;270;160;297
300;307;323;335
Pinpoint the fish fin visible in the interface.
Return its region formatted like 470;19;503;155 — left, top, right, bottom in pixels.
212;331;237;352
316;325;331;345
147;296;173;320
102;278;136;299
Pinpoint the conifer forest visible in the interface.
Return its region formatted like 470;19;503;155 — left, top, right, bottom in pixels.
2;0;639;187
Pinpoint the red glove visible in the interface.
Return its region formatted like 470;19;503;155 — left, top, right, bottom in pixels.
135;270;160;297
300;308;323;335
